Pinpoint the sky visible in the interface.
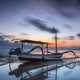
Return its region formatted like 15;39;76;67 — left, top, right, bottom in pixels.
0;0;80;44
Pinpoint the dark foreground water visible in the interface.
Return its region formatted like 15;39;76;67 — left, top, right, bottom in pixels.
0;59;80;80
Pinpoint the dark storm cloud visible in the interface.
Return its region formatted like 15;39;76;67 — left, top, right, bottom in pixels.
47;0;80;19
27;18;59;33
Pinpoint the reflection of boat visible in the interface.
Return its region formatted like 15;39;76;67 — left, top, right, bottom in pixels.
9;61;44;77
8;60;57;80
9;61;50;80
8;60;79;80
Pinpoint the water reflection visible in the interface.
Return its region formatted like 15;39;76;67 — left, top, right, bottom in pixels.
7;59;80;80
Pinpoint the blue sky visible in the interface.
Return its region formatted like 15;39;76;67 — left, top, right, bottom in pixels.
0;0;80;40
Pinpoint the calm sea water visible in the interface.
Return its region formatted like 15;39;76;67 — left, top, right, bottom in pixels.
0;60;80;80
0;47;80;80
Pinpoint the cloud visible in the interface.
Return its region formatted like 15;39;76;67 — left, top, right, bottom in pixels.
47;0;80;19
68;36;75;40
64;35;75;40
0;32;17;41
0;32;3;35
64;24;72;30
0;36;4;41
77;33;80;38
20;33;29;36
27;17;59;33
0;32;14;39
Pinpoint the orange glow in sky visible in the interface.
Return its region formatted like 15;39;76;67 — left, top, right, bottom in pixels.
9;34;80;47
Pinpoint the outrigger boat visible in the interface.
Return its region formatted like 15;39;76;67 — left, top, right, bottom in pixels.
9;39;63;61
9;33;76;61
9;31;64;61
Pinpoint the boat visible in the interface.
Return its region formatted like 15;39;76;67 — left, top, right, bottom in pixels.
9;39;64;61
9;31;77;62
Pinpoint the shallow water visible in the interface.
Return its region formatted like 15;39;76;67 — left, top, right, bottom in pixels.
47;64;80;80
0;60;80;80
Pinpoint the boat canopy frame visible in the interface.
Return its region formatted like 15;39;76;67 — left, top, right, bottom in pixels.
20;39;49;59
20;39;77;58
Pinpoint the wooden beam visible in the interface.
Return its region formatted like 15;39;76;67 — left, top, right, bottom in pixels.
20;39;48;44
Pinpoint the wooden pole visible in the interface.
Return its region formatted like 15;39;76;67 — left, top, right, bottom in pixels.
46;43;48;55
55;33;58;54
42;43;44;60
21;42;23;54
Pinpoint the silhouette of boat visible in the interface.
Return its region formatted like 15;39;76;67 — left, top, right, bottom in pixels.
9;35;76;61
9;39;64;61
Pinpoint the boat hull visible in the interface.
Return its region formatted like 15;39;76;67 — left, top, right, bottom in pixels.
18;53;63;61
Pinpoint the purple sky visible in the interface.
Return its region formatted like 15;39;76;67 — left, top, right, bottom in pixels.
0;0;80;39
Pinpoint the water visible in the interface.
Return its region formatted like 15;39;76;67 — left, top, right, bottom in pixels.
48;64;80;80
0;60;80;80
0;47;80;80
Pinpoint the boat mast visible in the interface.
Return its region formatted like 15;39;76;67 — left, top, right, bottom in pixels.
55;32;58;54
21;42;23;54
